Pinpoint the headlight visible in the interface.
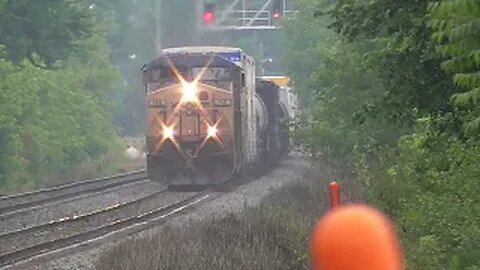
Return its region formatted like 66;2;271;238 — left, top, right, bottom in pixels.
207;125;218;138
182;82;197;102
163;126;174;138
214;99;232;106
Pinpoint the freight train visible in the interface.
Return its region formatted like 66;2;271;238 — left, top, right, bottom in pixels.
141;46;295;189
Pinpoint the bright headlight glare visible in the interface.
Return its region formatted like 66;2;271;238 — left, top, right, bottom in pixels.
182;83;197;102
163;126;174;138
207;126;218;138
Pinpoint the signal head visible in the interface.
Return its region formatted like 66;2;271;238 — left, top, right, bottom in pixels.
203;11;215;24
203;3;216;24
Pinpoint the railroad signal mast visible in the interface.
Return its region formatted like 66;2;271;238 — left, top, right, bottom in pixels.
196;0;295;31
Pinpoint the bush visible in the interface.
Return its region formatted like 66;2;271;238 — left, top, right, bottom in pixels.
361;120;480;269
0;59;124;193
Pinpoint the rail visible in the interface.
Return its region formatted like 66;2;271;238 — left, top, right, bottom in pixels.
0;170;148;217
0;190;212;267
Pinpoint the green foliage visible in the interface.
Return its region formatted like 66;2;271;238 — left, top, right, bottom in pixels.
0;0;97;67
367;122;480;269
286;0;480;268
429;0;480;132
285;0;457;158
330;0;456;127
282;0;326;107
0;1;125;192
0;60;120;192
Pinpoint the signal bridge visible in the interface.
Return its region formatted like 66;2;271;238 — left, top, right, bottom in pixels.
196;0;296;31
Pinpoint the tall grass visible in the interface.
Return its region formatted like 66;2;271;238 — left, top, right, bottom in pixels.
96;161;362;270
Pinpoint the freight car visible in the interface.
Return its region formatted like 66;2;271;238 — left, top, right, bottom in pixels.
260;75;298;155
141;46;291;189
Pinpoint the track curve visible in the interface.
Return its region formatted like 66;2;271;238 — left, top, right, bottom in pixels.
0;190;211;268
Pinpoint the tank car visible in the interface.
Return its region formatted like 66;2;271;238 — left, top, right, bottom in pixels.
141;46;290;189
259;76;298;155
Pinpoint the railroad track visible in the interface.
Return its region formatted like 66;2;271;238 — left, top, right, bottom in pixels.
0;155;306;268
0;188;213;268
0;170;148;218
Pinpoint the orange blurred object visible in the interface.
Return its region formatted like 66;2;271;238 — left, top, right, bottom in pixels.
311;204;403;270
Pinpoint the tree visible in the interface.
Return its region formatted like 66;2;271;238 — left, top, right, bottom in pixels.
283;0;480;268
0;0;96;67
429;0;480;132
0;0;124;192
329;0;457;129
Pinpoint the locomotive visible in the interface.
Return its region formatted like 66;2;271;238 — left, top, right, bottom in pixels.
141;46;293;188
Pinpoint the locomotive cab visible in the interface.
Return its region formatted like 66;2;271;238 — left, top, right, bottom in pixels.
142;50;244;188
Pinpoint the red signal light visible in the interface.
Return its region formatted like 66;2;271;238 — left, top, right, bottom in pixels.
203;11;215;24
271;0;283;19
202;3;216;24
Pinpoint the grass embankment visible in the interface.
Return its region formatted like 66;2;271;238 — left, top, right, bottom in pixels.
96;159;361;270
0;137;145;195
38;137;146;189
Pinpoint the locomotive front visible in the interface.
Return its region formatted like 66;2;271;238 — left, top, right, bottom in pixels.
142;51;241;187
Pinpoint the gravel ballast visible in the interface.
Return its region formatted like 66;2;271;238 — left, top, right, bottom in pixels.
2;154;311;270
0;191;197;256
0;181;164;235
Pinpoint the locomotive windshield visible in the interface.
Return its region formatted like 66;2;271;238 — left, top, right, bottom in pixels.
147;65;232;91
149;65;190;86
192;67;230;81
193;66;232;90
